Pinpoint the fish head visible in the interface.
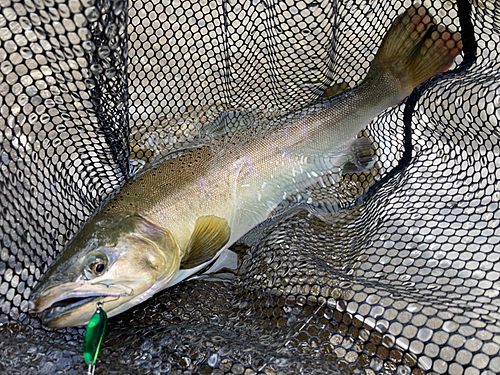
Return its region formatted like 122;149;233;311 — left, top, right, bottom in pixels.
29;212;180;328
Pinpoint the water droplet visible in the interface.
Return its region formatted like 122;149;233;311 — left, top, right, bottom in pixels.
492;191;500;201
1;61;12;74
370;357;383;371
113;0;125;15
465;112;474;123
494;96;500;107
85;79;96;89
105;24;118;38
90;63;103;74
397;364;412;375
370;306;384;319
85;7;100;22
99;46;113;61
409;250;421;259
40;114;50;124
105;68;117;79
379;255;391;264
19;47;33;59
82;40;96;52
34;26;46;39
207;353;219;367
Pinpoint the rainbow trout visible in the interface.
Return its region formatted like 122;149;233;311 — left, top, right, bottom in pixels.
30;5;462;327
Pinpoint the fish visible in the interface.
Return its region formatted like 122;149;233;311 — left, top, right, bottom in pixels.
29;4;462;328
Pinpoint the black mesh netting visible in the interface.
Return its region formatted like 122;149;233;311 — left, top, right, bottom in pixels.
1;0;500;373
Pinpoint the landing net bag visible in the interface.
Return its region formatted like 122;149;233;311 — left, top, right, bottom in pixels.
1;0;499;374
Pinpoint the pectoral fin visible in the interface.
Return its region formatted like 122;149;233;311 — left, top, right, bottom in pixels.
341;137;375;174
180;215;231;269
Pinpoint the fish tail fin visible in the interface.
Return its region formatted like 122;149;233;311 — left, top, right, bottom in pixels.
370;4;462;96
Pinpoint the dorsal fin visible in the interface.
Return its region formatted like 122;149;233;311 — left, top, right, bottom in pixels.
180;215;231;269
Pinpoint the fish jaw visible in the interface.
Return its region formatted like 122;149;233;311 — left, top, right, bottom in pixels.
30;277;153;328
30;280;132;313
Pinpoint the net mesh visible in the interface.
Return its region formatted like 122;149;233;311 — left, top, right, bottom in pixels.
1;0;500;374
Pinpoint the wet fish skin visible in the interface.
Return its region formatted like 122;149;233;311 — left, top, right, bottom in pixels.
29;4;462;328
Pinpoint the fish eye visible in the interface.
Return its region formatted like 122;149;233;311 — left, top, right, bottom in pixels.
92;261;106;274
85;253;108;277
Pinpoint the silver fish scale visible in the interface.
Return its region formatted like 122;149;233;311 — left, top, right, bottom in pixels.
1;0;500;375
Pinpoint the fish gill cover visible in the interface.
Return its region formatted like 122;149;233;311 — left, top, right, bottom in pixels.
0;0;499;374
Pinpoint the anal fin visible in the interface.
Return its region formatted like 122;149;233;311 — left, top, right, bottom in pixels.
180;215;231;269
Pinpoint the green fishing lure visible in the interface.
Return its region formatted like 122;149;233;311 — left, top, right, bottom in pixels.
83;303;107;375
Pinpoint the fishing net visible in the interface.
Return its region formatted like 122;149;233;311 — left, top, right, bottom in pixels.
1;0;499;373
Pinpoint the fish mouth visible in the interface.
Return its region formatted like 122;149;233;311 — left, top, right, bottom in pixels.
29;282;133;327
47;295;101;311
37;294;111;328
34;291;113;319
33;291;125;328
